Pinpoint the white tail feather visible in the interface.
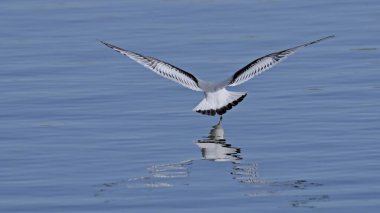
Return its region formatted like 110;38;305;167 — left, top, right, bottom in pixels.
193;89;247;116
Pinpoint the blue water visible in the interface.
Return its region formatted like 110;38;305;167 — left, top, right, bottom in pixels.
1;0;379;212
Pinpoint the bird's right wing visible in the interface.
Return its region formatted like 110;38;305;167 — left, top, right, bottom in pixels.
101;41;203;92
228;35;335;86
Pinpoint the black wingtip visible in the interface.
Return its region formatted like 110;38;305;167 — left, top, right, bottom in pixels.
303;35;336;48
99;40;113;48
323;35;336;40
317;35;336;42
98;39;106;44
99;41;127;53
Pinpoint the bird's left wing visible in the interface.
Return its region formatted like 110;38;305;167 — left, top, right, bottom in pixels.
228;35;335;86
101;41;203;92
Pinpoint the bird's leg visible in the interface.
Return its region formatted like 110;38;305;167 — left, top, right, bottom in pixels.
219;115;223;122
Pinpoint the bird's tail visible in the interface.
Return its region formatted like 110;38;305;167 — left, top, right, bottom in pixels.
193;89;247;116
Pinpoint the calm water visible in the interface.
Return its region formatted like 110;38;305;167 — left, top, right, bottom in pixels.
1;0;379;212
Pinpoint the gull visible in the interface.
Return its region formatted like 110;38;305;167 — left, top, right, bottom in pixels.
101;35;334;118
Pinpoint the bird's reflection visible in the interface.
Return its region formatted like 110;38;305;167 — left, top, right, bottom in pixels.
196;119;242;162
95;120;328;208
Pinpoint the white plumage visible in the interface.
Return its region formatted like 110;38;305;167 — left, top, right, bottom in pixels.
101;35;334;117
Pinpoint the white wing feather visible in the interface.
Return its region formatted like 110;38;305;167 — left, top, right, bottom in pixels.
228;35;335;86
101;41;203;92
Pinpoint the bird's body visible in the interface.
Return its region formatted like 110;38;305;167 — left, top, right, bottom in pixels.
101;35;334;117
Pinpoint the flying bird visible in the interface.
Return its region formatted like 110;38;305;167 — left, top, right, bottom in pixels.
101;35;334;118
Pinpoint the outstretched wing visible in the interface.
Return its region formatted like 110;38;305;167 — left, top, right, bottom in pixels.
228;35;335;86
101;41;203;92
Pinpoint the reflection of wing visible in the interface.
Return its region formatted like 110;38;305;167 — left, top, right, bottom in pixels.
101;41;203;91
94;160;193;196
147;160;193;178
228;35;335;86
232;163;263;184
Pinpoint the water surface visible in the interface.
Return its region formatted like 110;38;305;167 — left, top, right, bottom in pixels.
1;0;379;212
